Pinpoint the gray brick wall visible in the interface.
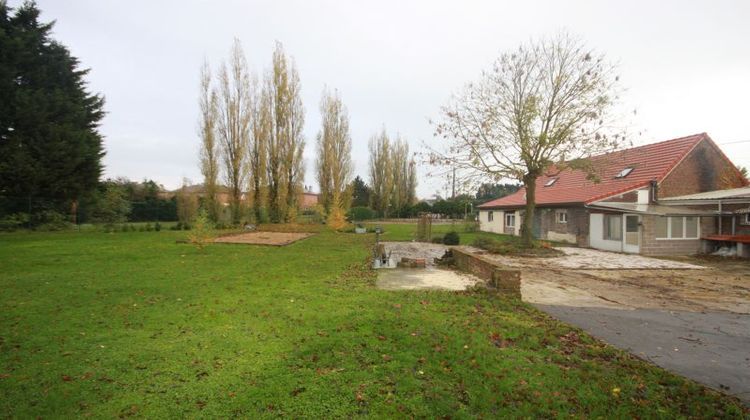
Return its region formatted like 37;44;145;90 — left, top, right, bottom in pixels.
536;207;589;246
639;215;715;256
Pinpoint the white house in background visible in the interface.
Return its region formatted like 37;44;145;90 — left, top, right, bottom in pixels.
477;133;748;256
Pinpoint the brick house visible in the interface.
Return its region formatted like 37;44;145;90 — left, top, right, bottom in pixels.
477;133;748;256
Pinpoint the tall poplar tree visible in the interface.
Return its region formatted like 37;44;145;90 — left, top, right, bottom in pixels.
264;42;305;223
198;60;220;222
215;39;253;225
315;88;353;226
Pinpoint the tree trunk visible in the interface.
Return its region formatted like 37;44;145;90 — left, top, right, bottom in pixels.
520;174;537;247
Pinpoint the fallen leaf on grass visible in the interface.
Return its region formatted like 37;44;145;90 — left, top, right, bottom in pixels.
489;332;513;348
62;375;74;382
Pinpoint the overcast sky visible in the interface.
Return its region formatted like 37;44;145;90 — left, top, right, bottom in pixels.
18;0;750;198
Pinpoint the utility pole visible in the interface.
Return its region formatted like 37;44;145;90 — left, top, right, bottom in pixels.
451;167;456;199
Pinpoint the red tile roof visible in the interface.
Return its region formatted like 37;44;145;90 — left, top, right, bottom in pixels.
478;133;709;209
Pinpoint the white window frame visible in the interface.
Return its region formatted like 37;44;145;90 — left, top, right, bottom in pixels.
487;211;494;222
505;213;515;227
615;167;634;178
655;216;701;240
556;210;568;224
742;213;750;225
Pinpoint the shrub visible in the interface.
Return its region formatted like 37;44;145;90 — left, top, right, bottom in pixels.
155;222;161;232
145;223;153;232
443;231;460;245
431;236;444;244
33;210;71;231
0;213;29;231
188;210;214;250
347;206;376;221
472;237;522;255
172;222;183;231
121;224;129;233
130;224;137;232
443;231;461;245
463;221;479;233
327;207;348;231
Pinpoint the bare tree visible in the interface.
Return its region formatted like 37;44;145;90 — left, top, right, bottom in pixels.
389;137;412;217
176;178;199;225
198;60;220;222
264;41;305;223
216;38;253;225
432;33;623;246
315;88;353;226
248;78;271;222
368;129;394;218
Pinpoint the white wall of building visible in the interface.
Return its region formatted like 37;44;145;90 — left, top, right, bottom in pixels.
589;213;623;252
512;210;522;236
479;210;504;233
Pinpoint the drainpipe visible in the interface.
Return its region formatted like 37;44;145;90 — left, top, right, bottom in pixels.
718;201;722;235
650;180;658;203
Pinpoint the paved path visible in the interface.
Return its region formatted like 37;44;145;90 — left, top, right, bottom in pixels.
534;304;750;404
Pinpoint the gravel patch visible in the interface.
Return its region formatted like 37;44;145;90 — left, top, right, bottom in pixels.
458;246;704;270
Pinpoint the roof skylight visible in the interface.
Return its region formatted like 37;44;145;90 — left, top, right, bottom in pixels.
544;178;558;187
615;167;634;179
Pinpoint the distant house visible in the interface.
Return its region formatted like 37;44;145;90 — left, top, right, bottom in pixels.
160;184;236;206
301;192;319;209
164;184;321;210
477;133;748;256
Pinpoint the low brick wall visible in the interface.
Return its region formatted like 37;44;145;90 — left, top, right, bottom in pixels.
451;248;521;297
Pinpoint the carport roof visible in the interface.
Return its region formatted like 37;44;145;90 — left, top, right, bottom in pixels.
660;186;750;201
586;202;718;216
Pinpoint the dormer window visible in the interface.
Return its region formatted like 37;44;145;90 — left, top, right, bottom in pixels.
544;178;558;187
615;167;634;179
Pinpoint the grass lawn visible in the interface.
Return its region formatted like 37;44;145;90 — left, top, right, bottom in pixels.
365;222;506;245
0;228;746;417
363;221;527;245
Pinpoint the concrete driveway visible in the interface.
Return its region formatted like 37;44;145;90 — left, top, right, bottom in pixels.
521;253;750;404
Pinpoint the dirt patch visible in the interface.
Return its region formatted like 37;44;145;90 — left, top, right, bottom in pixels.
214;231;313;246
522;264;750;313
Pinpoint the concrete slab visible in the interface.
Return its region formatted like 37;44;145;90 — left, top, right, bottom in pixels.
376;268;480;291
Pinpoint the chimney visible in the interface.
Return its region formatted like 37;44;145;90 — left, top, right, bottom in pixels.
650;180;658;203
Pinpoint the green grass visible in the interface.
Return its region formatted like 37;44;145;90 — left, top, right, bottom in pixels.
0;229;746;417
364;221;523;245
